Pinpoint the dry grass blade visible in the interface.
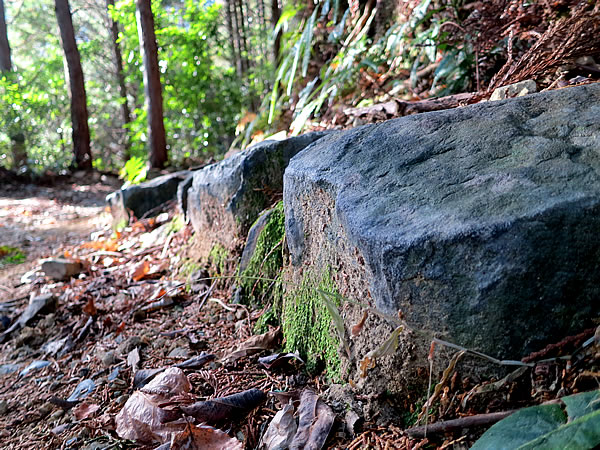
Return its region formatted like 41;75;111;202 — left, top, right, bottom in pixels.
489;2;600;90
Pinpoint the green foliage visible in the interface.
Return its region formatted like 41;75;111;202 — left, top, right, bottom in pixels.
112;0;243;164
119;156;147;185
0;246;26;267
472;389;600;449
260;0;477;136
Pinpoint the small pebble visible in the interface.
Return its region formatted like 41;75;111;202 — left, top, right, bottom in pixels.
50;409;64;422
101;350;116;367
39;402;54;418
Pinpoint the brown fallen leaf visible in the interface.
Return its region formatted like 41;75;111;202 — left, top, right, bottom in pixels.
131;260;151;282
83;298;97;317
289;389;334;450
258;352;304;370
222;328;281;364
351;311;368;337
116;367;192;444
81;239;118;252
260;402;297;450
73;402;100;421
170;423;243;450
173;388;266;425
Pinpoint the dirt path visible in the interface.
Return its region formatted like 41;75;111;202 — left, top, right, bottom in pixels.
0;175;119;300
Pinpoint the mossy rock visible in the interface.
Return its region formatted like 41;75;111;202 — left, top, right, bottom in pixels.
282;269;342;381
238;202;285;307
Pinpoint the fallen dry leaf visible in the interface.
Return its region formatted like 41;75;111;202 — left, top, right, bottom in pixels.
260;402;297;450
131;260;151;282
351;311;368;337
170;423;243;450
81;239;118;252
222;328;281;364
176;388;266;425
83;298;97;316
73;402;100;421
115;367;192;444
289;389;334;450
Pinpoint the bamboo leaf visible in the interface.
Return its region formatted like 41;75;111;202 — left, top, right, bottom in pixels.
302;7;319;77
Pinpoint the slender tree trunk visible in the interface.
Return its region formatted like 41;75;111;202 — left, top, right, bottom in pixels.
106;0;132;160
270;0;281;64
237;0;250;75
225;0;238;73
0;0;10;72
229;0;243;76
0;0;27;169
55;0;92;170
136;0;167;169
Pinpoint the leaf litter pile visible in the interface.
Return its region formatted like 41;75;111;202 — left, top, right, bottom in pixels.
0;185;599;449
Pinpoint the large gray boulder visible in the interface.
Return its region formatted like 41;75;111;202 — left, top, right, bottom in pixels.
107;171;190;223
284;83;600;379
187;132;331;255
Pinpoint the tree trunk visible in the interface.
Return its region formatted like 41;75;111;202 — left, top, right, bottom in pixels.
0;0;25;169
270;0;281;64
0;0;11;72
106;0;132;161
228;0;243;76
136;0;167;169
55;0;92;170
236;0;250;75
225;0;239;73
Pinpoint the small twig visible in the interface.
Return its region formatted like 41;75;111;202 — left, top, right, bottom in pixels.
209;298;236;312
407;410;517;438
197;281;216;311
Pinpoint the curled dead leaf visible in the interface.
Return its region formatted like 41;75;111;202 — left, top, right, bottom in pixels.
174;388;266;425
222;328;281;364
351;311;368;337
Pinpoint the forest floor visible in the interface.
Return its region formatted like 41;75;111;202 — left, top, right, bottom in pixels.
0;175;598;450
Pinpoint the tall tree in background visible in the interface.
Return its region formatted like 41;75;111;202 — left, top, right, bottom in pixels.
136;0;167;169
0;0;27;169
0;0;10;72
271;0;281;64
55;0;92;170
106;0;132;160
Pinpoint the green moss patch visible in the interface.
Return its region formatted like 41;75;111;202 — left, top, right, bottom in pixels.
239;201;285;309
282;269;342;381
0;246;26;267
208;243;229;276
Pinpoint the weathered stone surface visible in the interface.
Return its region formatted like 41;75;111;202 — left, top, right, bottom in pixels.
41;258;83;280
490;79;537;101
0;293;57;341
106;171;190;222
187;132;331;255
176;172;194;217
284;83;600;380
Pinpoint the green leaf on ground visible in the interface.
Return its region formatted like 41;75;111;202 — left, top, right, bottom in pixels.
472;390;600;450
